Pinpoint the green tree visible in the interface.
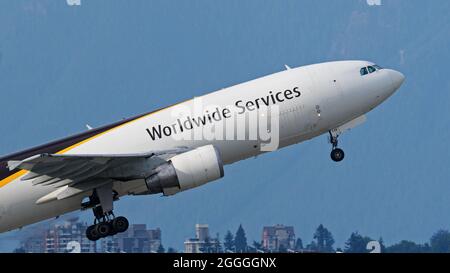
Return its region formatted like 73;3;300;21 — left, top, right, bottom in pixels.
253;241;262;251
295;238;303;251
215;233;223;253
430;229;450;253
312;224;335;253
13;247;26;253
167;247;177;253
306;241;318;251
234;224;248;253
385;240;430;253
199;237;212;253
224;230;234;252
344;232;373;253
378;237;386;253
157;244;165;253
278;244;287;253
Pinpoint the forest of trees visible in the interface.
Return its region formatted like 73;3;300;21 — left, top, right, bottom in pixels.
15;223;450;253
198;224;450;253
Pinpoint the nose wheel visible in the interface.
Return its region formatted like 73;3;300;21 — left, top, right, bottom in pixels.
329;130;345;162
330;148;345;162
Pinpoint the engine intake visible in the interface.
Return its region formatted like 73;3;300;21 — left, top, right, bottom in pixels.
145;145;224;195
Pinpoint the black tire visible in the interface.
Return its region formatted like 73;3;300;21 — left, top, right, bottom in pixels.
86;225;100;241
96;222;111;238
112;216;129;233
109;225;118;236
330;148;345;162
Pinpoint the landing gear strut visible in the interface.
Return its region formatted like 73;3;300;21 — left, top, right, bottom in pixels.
84;186;129;241
329;130;345;162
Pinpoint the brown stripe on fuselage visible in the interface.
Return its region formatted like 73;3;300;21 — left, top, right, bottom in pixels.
0;111;151;181
0;98;192;187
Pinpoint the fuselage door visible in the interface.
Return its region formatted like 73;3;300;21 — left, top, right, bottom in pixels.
307;64;343;132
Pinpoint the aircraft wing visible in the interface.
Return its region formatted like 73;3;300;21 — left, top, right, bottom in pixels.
7;148;189;188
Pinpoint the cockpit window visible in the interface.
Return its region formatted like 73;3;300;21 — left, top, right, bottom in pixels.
368;66;376;73
360;67;368;76
361;64;383;76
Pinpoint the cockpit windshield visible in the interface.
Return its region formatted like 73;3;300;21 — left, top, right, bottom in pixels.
360;64;383;76
360;67;368;76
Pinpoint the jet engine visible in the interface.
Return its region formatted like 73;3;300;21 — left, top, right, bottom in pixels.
144;145;224;195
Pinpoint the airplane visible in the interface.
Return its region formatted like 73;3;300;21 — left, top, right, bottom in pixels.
0;60;405;241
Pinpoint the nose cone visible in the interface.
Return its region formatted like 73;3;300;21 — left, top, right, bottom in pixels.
389;69;405;91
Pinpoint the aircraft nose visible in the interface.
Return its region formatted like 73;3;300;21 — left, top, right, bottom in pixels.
389;69;405;91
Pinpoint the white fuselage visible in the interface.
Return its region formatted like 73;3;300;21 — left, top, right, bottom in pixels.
0;60;405;233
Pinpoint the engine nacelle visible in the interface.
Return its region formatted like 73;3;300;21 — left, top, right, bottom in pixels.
144;145;224;196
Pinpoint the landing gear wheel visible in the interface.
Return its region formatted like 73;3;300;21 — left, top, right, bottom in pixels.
112;216;129;233
108;223;118;236
96;222;112;238
331;148;345;162
86;225;100;241
86;189;128;241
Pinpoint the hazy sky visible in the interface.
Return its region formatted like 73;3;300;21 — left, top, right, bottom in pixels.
0;0;449;251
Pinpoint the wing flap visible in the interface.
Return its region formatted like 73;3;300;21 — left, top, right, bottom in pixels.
22;171;45;181
32;175;57;185
35;179;112;204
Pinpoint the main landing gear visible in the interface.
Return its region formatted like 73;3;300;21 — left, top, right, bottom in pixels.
85;212;129;241
84;185;129;241
329;130;345;162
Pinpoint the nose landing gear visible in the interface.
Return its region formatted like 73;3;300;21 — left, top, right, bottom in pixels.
329;130;345;162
